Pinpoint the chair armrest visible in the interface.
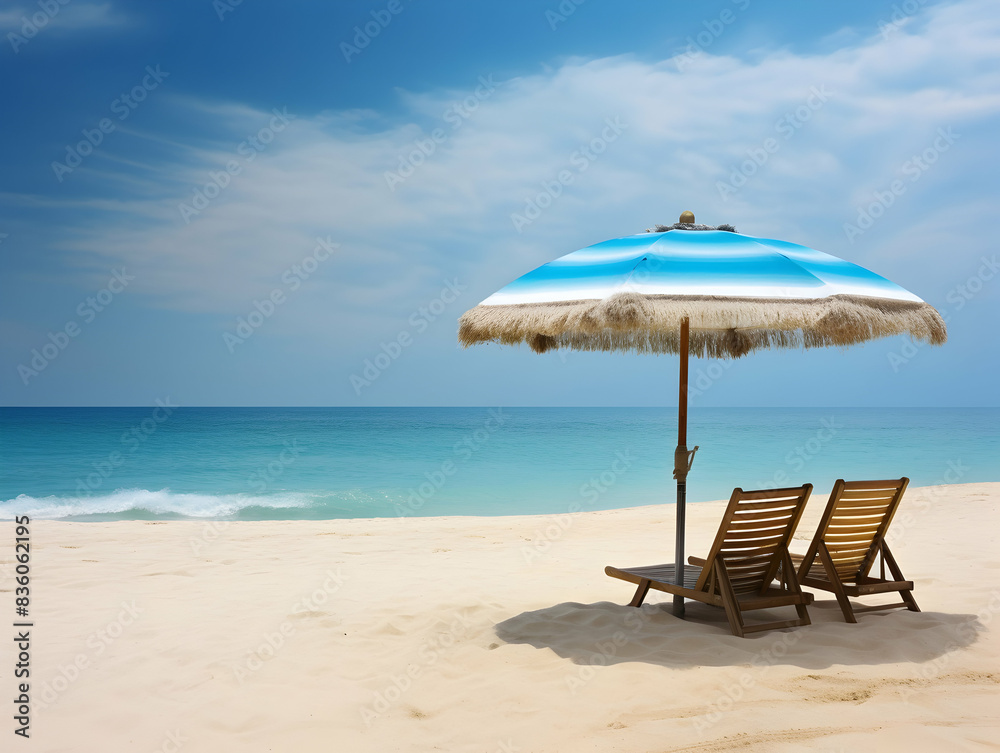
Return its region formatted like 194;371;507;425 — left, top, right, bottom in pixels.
688;556;707;567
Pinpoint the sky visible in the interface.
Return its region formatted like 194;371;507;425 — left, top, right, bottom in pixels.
0;0;998;408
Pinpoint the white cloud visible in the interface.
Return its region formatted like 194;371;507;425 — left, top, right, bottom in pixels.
0;2;127;33
12;0;1000;351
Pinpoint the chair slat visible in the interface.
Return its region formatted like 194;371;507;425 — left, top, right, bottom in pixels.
731;498;802;511
721;536;785;549
838;489;897;501
726;525;793;537
827;540;874;552
729;509;800;524
724;557;782;569
839;479;908;490
826;530;881;542
833;499;894;512
826;521;884;533
730;487;813;501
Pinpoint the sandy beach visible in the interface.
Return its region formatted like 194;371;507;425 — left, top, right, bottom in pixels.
9;481;999;752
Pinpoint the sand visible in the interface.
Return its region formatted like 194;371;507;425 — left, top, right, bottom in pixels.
6;482;999;752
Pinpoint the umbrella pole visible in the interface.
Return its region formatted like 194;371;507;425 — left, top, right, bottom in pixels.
673;317;691;617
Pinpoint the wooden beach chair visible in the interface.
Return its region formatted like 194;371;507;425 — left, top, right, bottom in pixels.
605;485;814;638
790;478;919;623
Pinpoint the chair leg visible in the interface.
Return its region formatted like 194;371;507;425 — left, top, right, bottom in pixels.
794;601;811;624
900;589;920;613
628;579;651;608
881;543;921;613
780;548;811;627
818;542;856;623
715;560;745;638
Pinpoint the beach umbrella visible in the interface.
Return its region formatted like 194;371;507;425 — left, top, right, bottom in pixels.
458;211;946;616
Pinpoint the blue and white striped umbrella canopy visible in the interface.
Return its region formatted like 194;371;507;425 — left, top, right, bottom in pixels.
459;224;946;358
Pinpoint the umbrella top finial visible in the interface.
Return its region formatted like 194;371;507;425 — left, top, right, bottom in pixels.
679;210;695;224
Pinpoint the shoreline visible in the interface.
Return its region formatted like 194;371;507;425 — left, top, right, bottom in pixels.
9;479;1000;525
8;481;1000;751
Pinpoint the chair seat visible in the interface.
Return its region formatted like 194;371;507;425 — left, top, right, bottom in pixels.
605;563;814;610
738;587;814;609
790;551;915;595
799;572;914;596
607;563;814;602
605;563;702;588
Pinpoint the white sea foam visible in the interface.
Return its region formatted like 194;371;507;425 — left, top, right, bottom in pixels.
0;488;316;519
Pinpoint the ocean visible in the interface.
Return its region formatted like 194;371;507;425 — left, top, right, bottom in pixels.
1;407;996;521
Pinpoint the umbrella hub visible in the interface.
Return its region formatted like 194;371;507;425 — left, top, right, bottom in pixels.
646;210;737;234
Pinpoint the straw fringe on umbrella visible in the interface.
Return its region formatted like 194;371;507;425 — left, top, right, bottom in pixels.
459;291;945;358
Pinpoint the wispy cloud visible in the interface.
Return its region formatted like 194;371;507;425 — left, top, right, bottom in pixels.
0;2;128;34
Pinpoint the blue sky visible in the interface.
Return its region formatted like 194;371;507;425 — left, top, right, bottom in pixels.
1;0;997;407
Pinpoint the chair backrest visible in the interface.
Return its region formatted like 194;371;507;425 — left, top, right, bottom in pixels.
799;478;909;583
695;485;813;595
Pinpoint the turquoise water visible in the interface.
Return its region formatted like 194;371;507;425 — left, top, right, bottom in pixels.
1;407;997;521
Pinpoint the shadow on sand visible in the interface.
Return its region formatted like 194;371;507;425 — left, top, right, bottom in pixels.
494;597;984;670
